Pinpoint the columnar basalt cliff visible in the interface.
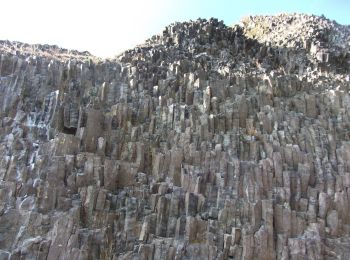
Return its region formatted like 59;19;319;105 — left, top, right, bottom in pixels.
0;13;350;259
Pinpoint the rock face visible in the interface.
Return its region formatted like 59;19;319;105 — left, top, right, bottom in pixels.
0;13;350;259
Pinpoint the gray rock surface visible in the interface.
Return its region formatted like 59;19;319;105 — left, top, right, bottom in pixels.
0;13;350;259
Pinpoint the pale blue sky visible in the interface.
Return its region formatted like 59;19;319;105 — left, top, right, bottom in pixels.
0;0;348;57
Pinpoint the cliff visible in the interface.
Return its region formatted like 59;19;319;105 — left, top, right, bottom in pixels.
0;13;350;259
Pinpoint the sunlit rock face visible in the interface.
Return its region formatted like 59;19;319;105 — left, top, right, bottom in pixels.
0;13;350;259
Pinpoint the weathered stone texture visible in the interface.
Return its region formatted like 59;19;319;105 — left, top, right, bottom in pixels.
0;13;350;259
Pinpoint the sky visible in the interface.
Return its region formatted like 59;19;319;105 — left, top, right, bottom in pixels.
0;0;349;58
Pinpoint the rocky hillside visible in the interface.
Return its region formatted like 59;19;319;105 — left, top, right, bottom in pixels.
0;14;349;259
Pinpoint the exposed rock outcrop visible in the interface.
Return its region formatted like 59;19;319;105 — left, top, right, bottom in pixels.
0;13;350;259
